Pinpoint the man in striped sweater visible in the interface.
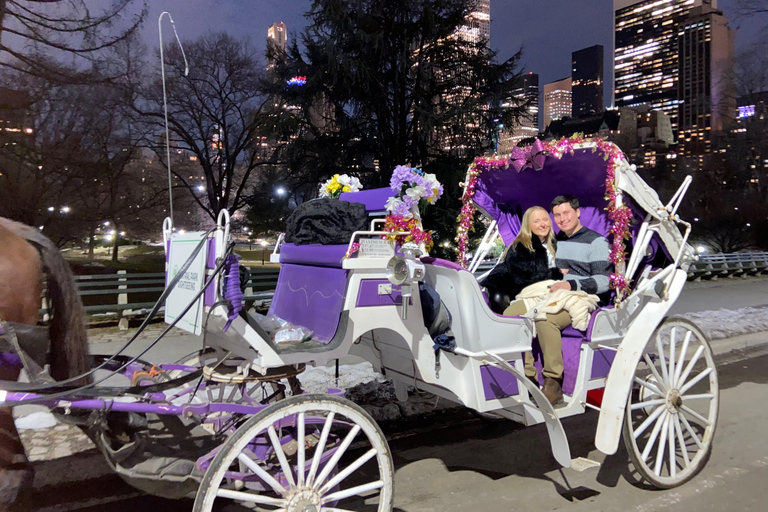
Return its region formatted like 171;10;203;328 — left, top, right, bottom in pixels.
535;195;612;404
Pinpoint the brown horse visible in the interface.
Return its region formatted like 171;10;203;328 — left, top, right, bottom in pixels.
0;217;90;507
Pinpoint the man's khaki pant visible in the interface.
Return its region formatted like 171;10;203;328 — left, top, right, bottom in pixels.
503;300;570;380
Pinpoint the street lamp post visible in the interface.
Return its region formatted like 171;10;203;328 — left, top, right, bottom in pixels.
260;240;268;265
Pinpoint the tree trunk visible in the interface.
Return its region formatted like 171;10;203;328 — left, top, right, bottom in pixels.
88;226;96;261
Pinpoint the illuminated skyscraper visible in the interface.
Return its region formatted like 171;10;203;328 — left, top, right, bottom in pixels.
614;0;711;129
543;77;572;129
677;5;734;157
267;22;287;71
498;73;539;153
458;1;490;45
268;22;287;52
572;45;604;117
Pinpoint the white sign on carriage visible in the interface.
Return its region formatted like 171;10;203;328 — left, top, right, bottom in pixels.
165;231;208;335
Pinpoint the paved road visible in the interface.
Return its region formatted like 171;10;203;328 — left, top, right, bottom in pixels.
12;349;768;511
669;276;768;315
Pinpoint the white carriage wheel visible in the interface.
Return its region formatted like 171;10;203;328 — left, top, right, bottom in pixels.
622;317;719;488
193;394;394;512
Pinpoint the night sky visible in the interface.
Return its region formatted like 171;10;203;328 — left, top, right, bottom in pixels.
145;0;765;109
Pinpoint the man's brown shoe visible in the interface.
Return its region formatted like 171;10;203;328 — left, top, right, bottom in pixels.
542;377;563;405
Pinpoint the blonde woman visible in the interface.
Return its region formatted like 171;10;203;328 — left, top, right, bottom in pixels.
482;206;563;314
481;206;565;402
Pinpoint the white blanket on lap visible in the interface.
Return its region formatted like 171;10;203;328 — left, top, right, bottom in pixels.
516;280;600;334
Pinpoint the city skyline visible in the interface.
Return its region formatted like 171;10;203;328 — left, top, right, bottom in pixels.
145;0;764;112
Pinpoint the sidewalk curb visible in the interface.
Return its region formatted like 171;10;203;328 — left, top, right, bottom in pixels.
710;331;768;358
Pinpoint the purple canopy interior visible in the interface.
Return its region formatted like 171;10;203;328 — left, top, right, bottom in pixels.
473;148;629;244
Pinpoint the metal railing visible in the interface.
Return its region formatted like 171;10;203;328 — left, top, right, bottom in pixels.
686;252;768;280
73;268;279;323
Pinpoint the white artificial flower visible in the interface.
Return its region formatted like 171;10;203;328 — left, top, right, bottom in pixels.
423;173;438;186
385;196;404;212
337;174;351;186
348;176;362;191
406;185;427;201
319;180;332;197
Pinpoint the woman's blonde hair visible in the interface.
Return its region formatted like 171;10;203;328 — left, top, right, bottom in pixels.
509;206;556;256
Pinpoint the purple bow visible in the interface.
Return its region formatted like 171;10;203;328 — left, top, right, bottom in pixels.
510;139;547;173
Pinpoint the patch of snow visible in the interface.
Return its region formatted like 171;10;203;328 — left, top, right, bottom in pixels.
15;411;57;430
298;362;385;395
679;306;768;340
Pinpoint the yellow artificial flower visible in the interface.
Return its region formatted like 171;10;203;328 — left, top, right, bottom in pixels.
343;185;351;192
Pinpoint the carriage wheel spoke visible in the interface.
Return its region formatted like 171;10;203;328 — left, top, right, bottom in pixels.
668;417;677;478
643;354;667;393
295;412;306;487
634;404;665;439
681;393;715;401
674;415;691;469
678;412;703;450
679;368;713;396
673;331;692;388
677;346;704;393
216;487;286;507
656;337;671;386
634;376;663;397
322;480;384;503
653;413;671;475
320;448;378;495
631;399;665;411
306;412;335;487
680;404;712;427
267;425;295;488
237;452;286;494
641;410;668;462
313;425;361;490
227;383;240;402
668;327;677;389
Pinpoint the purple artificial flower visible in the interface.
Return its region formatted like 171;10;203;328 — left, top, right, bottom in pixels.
392;200;413;218
390;165;415;191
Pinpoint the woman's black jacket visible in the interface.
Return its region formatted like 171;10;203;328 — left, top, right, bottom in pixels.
481;236;563;314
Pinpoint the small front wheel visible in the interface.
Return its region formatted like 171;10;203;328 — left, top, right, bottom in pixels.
194;394;394;512
622;317;718;488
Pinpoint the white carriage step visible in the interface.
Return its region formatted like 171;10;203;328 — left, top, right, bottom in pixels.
569;457;602;472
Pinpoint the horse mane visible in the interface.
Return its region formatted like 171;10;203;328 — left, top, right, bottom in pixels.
0;218;91;384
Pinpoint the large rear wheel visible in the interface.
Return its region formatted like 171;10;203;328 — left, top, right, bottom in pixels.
622;317;718;488
194;394;394;512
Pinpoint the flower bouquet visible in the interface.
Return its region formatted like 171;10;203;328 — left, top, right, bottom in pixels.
383;165;443;251
318;174;363;199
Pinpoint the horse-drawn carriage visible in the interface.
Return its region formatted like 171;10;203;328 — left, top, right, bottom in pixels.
0;137;718;511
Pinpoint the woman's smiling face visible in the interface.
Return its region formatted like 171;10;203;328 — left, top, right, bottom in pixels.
529;208;551;240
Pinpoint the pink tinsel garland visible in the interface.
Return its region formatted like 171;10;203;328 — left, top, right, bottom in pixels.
454;136;633;303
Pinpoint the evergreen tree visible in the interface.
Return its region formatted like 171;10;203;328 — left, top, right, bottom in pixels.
262;0;527;255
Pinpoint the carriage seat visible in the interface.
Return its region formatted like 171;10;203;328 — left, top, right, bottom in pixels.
422;262;531;356
279;243;348;268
